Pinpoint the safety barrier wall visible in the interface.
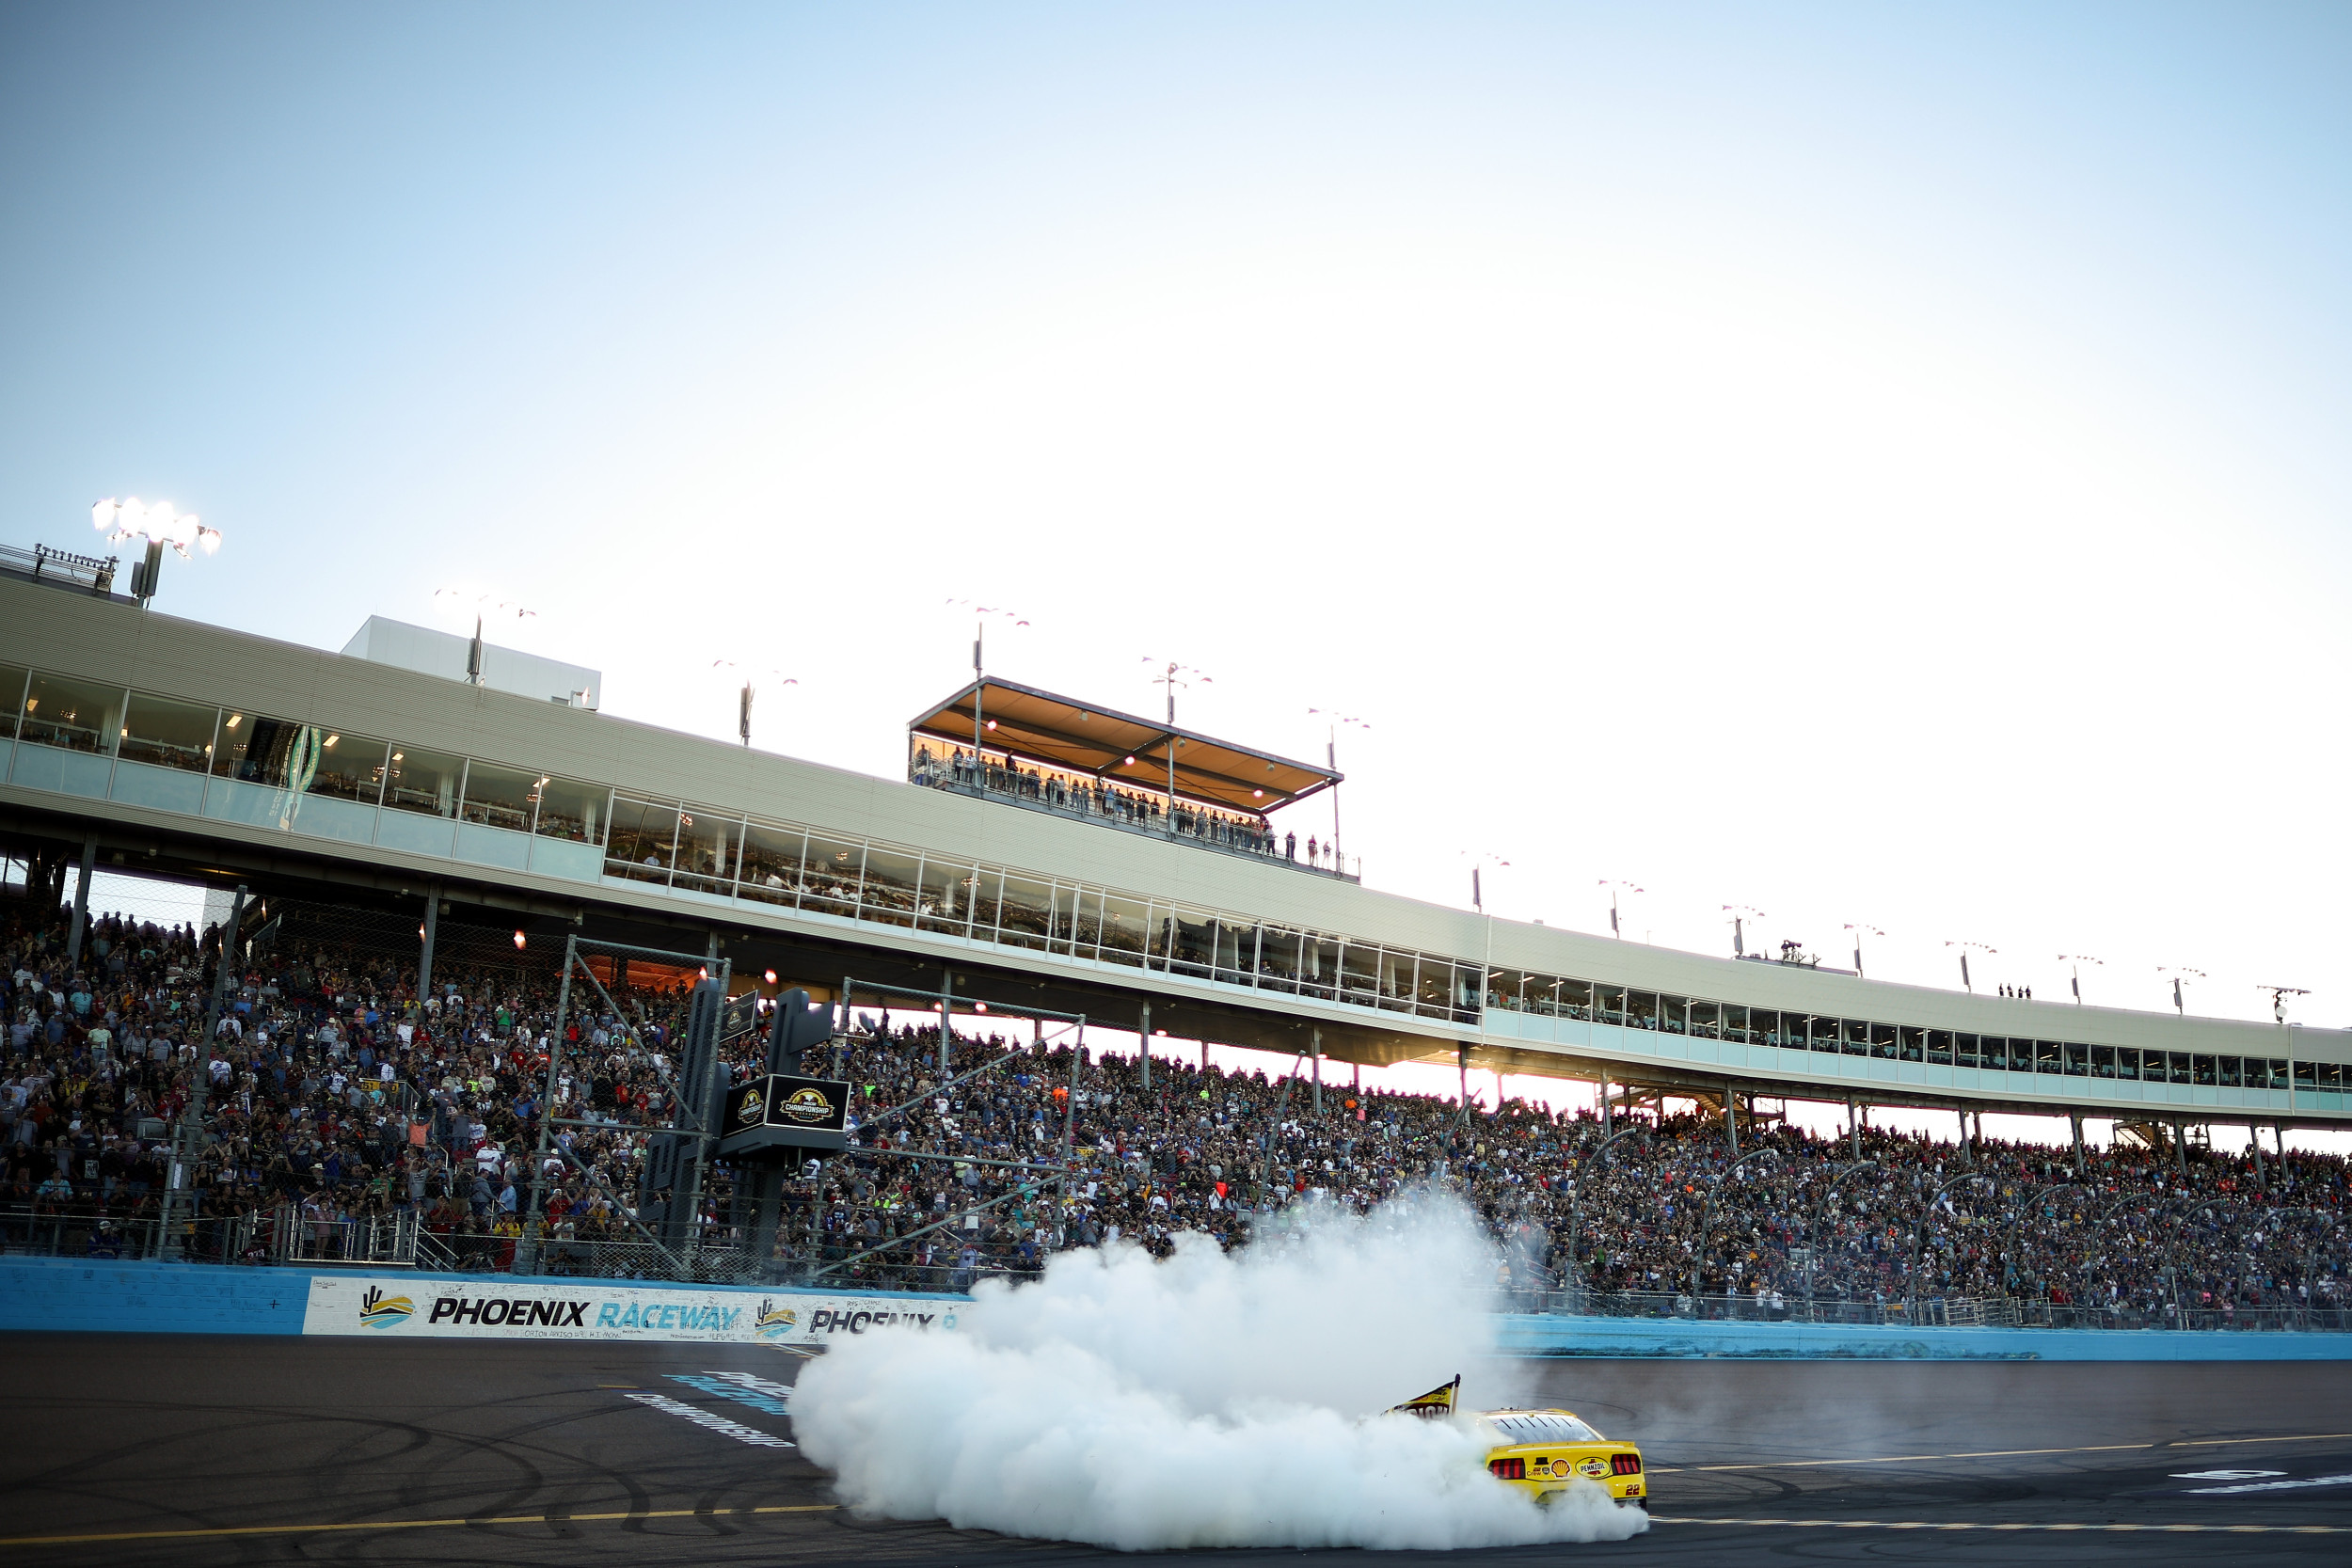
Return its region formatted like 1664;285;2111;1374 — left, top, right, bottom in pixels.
0;1257;962;1344
1497;1311;2352;1362
7;1259;2351;1358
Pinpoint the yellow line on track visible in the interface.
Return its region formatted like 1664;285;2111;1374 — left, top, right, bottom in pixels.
1656;1517;2352;1534
1652;1431;2352;1473
0;1503;838;1549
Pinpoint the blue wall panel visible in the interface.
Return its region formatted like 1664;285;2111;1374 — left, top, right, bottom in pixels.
1498;1312;2352;1361
5;1259;2349;1359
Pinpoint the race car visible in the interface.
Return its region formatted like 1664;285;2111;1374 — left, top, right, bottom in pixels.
1391;1376;1646;1510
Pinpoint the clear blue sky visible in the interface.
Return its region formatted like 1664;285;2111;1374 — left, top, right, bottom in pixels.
7;3;2351;1032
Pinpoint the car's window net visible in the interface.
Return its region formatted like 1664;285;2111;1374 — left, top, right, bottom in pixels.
1486;1413;1599;1444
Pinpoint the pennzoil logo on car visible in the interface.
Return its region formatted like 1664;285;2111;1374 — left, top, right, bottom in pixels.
784;1087;834;1123
1577;1457;1610;1479
736;1085;766;1122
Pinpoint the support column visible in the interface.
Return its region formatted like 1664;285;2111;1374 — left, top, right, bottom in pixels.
2070;1112;2085;1176
1724;1088;1739;1156
418;884;440;1007
1311;1028;1322;1117
2176;1120;2188;1175
1848;1096;1859;1160
163;885;246;1259
63;833;97;975
1599;1070;1612;1135
940;967;953;1077
1139;1001;1151;1090
1456;1042;1470;1123
2251;1123;2266;1185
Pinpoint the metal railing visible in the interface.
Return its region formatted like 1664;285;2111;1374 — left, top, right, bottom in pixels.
0;542;119;595
909;757;1359;881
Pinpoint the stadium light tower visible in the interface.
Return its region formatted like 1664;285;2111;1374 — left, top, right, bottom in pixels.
1143;657;1211;828
1947;939;1996;994
1599;879;1643;940
2157;965;2206;1017
430;588;535;687
1308;708;1370;873
1464;851;1511;912
947;600;1028;760
2058;954;2105;1006
712;659;796;747
1722;904;1766;958
1842;923;1885;978
91;497;220;607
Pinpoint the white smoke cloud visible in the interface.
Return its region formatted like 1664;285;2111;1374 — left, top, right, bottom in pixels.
791;1192;1647;1549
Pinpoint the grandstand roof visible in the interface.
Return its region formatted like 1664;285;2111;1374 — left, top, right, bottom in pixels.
907;678;1340;816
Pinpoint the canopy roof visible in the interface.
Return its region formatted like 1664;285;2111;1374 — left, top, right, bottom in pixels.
908;678;1340;816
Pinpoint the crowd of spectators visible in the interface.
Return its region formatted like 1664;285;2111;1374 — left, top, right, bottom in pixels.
910;744;1351;874
6;890;2348;1323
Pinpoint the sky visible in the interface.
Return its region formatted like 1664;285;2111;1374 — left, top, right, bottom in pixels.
7;2;2352;1056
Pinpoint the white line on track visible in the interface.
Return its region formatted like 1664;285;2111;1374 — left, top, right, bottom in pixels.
1655;1518;2352;1534
1653;1432;2352;1474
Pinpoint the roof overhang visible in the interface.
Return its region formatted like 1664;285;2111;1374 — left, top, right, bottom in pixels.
907;678;1339;816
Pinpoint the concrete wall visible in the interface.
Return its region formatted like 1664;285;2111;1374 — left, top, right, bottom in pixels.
4;1258;2348;1358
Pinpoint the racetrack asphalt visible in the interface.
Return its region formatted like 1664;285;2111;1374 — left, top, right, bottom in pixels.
2;1335;2348;1566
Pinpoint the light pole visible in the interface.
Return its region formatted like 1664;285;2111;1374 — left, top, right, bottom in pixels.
1145;657;1212;836
1308;708;1370;873
1843;922;1885;978
1947;940;1996;994
1722;904;1766;959
1465;851;1512;913
1599;879;1644;940
711;660;797;748
2158;965;2206;1018
947;600;1028;772
2058;954;2105;1006
92;497;221;607
430;589;535;689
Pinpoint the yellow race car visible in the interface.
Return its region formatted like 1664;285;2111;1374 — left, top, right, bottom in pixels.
1391;1377;1646;1511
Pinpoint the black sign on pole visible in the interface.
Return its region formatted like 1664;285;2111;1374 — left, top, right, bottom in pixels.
717;1072;851;1159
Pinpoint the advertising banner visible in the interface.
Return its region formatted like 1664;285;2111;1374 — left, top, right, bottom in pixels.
303;1275;958;1344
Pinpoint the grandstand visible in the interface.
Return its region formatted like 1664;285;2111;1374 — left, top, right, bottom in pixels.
2;570;2349;1320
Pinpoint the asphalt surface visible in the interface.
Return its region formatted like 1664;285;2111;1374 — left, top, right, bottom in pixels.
2;1337;2349;1565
